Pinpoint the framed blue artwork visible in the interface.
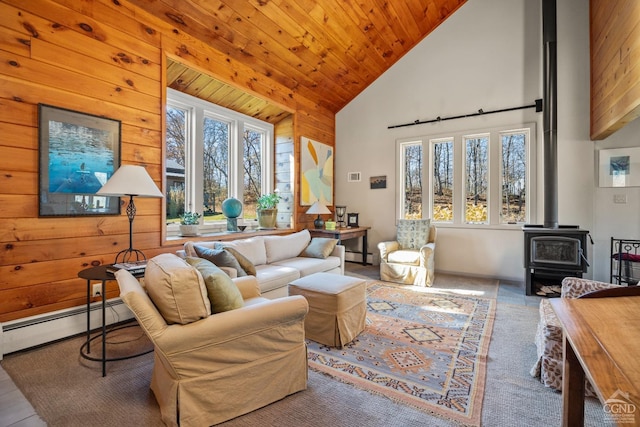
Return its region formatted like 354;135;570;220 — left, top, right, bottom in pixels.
38;104;121;216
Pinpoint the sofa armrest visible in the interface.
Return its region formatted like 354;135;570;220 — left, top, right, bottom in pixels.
419;242;436;267
378;241;399;261
221;266;238;278
152;296;309;377
330;243;346;274
233;275;261;299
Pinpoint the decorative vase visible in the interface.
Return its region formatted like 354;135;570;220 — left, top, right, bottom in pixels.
257;209;277;229
179;224;199;236
221;198;243;218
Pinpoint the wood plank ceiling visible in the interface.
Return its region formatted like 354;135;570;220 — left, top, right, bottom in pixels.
132;0;467;124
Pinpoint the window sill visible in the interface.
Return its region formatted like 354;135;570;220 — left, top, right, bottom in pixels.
431;222;526;231
163;227;292;246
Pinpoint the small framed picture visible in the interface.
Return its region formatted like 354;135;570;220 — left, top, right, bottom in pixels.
347;213;359;227
370;175;386;189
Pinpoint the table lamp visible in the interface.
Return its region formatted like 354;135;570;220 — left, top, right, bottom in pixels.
306;201;331;229
335;205;347;228
96;165;163;263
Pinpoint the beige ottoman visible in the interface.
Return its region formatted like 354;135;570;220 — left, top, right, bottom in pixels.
288;272;366;348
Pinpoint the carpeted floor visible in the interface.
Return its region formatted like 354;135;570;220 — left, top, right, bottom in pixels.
1;268;614;426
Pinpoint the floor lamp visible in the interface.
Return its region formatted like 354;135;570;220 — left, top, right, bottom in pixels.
96;165;163;264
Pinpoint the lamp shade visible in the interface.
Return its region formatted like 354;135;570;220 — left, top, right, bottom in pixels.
96;165;163;198
306;201;331;215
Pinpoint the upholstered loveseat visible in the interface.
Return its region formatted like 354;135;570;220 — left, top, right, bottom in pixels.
179;229;345;298
116;253;309;427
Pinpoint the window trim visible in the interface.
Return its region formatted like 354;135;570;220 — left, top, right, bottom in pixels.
397;122;537;228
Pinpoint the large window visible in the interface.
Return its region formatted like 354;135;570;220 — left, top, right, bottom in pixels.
398;123;535;226
165;88;273;235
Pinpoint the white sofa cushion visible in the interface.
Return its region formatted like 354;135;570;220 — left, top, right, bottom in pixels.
264;230;311;263
224;237;267;266
255;264;301;293
388;250;421;265
272;256;342;276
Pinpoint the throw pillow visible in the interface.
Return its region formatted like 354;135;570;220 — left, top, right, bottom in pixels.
193;245;247;277
396;219;431;250
186;257;244;313
144;253;211;325
214;243;257;276
300;237;338;259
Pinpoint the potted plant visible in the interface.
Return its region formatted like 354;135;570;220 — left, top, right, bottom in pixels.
179;211;201;236
256;192;281;229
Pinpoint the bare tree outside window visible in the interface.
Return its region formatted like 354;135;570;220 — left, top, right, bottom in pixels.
399;125;532;227
203;117;229;217
432;140;454;221
402;143;423;219
166;106;186;221
465;136;488;224
165;89;274;233
501;132;527;223
243;128;262;219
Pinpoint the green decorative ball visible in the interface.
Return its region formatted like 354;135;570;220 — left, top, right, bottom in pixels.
221;198;243;218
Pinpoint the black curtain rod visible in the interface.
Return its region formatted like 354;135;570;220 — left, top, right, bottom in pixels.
387;98;543;129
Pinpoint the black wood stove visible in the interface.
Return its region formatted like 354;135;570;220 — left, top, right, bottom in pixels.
523;225;590;295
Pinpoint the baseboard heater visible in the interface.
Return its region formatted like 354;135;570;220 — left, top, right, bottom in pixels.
345;250;374;265
0;299;134;359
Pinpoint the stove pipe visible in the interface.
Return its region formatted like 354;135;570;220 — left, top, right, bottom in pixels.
542;0;558;229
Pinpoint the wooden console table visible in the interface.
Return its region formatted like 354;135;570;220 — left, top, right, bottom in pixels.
550;296;640;426
308;226;370;265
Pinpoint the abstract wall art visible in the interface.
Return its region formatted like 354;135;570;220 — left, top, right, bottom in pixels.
300;136;333;206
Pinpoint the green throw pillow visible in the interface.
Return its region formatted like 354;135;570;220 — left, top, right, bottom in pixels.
185;257;244;313
214;243;257;276
300;238;338;259
193;245;247;277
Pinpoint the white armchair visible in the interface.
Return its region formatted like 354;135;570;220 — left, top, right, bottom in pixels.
378;219;436;287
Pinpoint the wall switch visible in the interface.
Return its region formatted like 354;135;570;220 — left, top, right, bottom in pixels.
614;194;627;204
92;283;102;297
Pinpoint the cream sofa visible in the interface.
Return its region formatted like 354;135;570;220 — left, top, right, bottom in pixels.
115;253;309;427
179;229;345;298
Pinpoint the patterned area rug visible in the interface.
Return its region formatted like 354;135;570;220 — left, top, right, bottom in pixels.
307;281;496;427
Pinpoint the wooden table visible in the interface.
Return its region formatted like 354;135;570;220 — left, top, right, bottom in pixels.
308;226;371;265
550;296;640;426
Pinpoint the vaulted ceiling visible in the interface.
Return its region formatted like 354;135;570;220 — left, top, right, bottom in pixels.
131;0;467;123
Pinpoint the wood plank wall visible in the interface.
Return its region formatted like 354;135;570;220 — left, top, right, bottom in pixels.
0;0;335;322
590;0;640;140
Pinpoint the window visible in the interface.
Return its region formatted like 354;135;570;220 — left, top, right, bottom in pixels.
464;135;489;224
500;130;527;223
398;123;535;226
400;142;423;219
432;138;454;222
165;88;273;235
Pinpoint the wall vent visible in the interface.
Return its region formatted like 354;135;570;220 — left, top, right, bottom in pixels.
347;172;361;182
